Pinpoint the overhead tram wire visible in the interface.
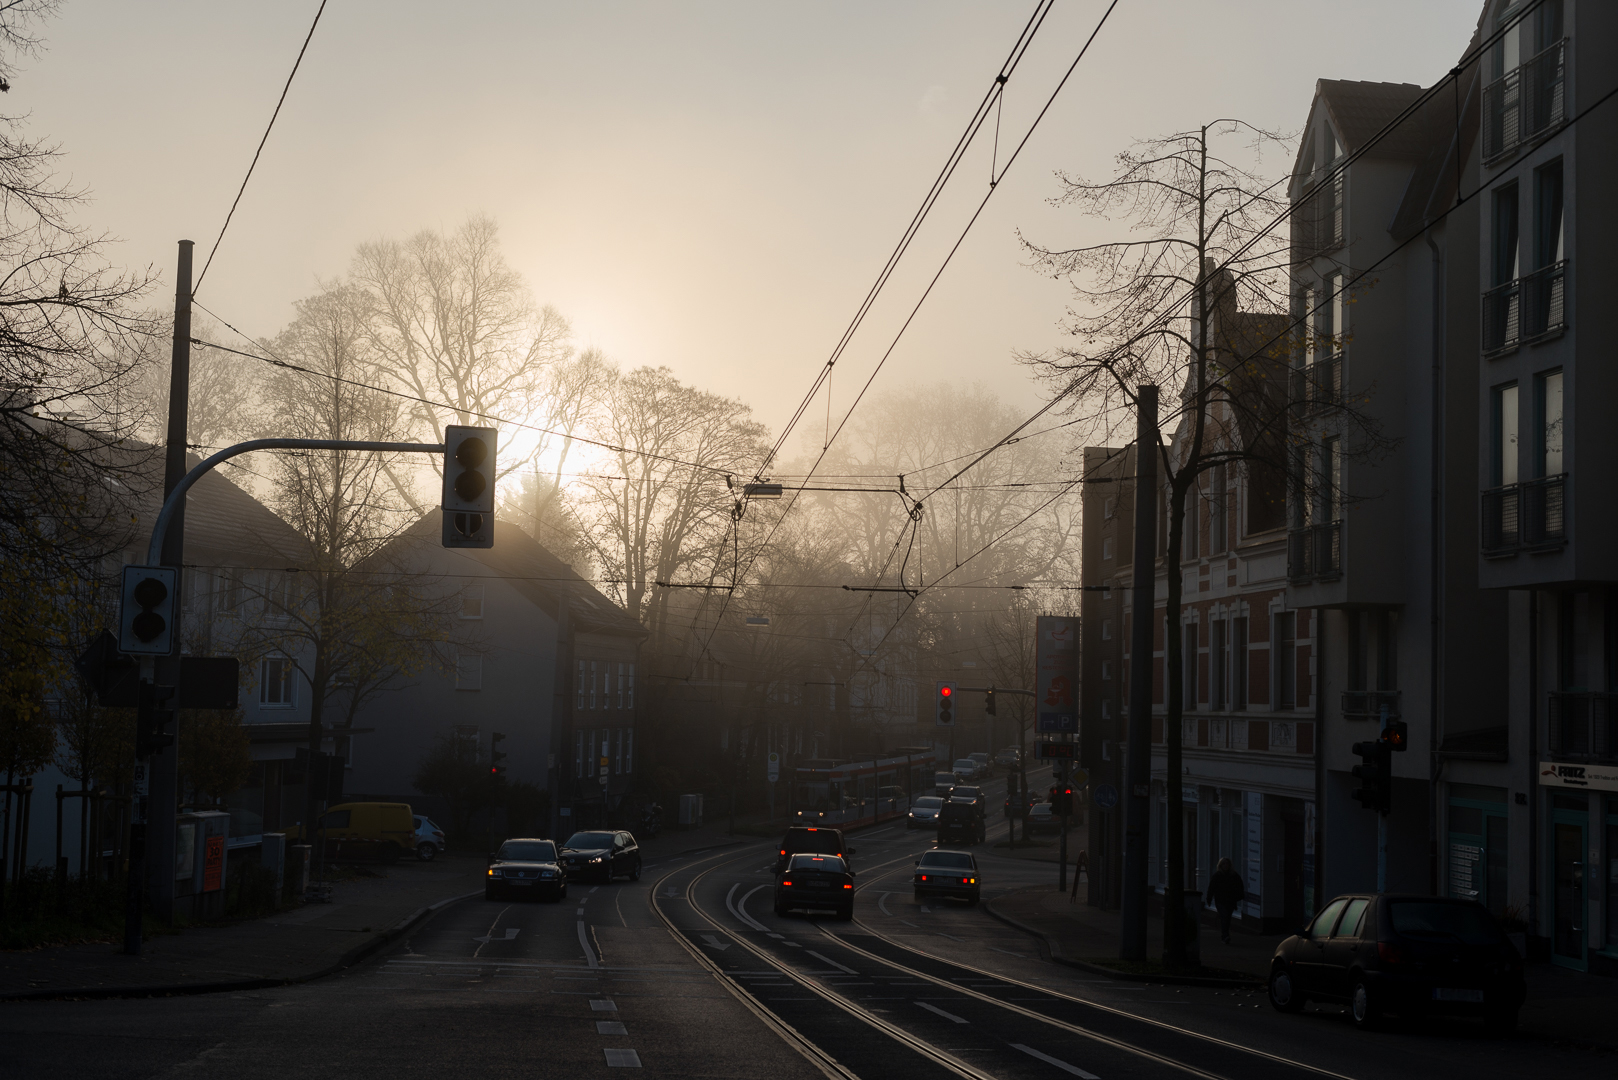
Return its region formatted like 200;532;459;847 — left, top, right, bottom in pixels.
690;0;1122;672
193;0;329;296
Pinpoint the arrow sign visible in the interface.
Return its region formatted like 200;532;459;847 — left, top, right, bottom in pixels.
700;934;731;951
472;928;520;943
661;887;680;898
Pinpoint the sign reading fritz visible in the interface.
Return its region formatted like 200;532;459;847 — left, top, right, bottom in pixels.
1539;760;1618;792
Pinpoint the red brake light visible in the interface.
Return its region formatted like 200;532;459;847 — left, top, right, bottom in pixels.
919;874;927;881
1377;942;1405;966
782;880;792;886
843;883;853;889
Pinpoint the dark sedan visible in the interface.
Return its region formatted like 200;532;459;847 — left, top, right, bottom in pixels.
773;853;855;920
1268;893;1525;1029
486;839;566;902
560;830;642;883
913;850;980;905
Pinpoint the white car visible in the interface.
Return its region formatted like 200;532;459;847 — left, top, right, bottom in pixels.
968;752;991;777
412;815;446;860
907;795;945;830
952;758;979;781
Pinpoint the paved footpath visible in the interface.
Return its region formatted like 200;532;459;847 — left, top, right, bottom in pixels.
0;823;743;1001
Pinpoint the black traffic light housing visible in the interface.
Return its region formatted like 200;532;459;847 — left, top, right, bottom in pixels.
135;682;175;759
1384;718;1409;751
1051;784;1075;816
935;681;955;727
490;731;508;778
1351;738;1392;814
119;565;178;655
984;687;997;716
442;425;497;549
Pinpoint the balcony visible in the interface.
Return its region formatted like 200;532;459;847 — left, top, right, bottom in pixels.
1287;520;1341;583
1547;692;1617;763
1482;474;1566;557
1342;689;1400;722
1482;39;1566;163
1290;355;1342;414
1483;260;1567;356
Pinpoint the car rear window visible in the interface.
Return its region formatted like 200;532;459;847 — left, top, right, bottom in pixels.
913;797;943;808
564;832;615;849
920;852;974;869
951;787;980;799
1389;901;1503;944
500;841;557;862
782;828;843;854
789;854;846;872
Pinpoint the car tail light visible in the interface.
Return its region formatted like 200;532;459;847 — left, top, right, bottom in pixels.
1377;942;1406;966
919;874;927;881
968;878;976;884
782;880;792;887
843;883;853;889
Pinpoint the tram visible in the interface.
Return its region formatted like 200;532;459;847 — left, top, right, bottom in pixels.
788;747;938;830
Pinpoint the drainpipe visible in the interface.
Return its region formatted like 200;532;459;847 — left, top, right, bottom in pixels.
1427;233;1445;895
1313;609;1325;909
1527;590;1539;942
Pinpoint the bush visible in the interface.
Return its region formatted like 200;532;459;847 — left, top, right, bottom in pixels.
0;868;166;950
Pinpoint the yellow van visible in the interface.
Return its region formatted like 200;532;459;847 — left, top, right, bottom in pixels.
289;802;416;863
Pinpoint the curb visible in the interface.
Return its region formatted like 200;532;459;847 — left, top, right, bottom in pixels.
982;895;1263;989
0;888;482;1004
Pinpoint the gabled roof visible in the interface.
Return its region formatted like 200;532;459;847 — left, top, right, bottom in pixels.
123;448;312;566
396;510;646;640
1316;80;1429;159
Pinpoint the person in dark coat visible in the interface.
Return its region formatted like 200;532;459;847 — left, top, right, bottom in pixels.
1204;857;1245;944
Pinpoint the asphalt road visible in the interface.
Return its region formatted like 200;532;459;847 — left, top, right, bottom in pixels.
3;768;1612;1079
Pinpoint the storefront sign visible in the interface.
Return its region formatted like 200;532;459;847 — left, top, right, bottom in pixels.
1538;760;1618;792
1035;616;1079;733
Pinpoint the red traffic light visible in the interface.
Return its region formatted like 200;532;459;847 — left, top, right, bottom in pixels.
939;686;952;698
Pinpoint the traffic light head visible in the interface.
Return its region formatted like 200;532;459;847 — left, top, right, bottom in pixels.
984;688;997;716
1385;718;1409;751
936;682;955;727
490;731;507;778
442;425;497;549
1350;739;1392;814
119;565;178;655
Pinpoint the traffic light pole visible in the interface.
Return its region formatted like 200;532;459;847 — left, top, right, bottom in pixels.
1120;385;1158;964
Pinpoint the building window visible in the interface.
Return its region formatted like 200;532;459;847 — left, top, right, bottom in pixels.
1321;437;1342;522
616;662;625;709
1103;536;1115;560
1102;660;1112;681
1492;184;1520;287
1535;160;1564;268
215;568;242;614
1537;370;1563;477
1493;383;1520;487
1185;484;1199;560
455;654;483;690
574;731;584;778
1233;617;1248;710
265;572;298;619
576;660;586;710
1275;612;1297;710
625;728;634;775
260;657;295;707
1184;623;1199;707
1101;619;1112;641
627;663;635;709
588;660;597;710
1211;619;1227;710
461;583;485;619
1104;497;1116;519
1209;463;1228;555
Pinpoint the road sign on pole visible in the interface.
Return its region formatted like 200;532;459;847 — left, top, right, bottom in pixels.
767;752;780;782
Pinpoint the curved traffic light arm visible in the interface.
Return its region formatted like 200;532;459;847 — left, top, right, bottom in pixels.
145;438;445;564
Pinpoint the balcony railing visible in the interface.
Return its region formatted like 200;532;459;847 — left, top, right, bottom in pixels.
1481;473;1566;557
1287;520;1341;583
1483;260;1567;355
1290;355;1342;414
1547;692;1617;763
1342;689;1401;722
1483;39;1566;163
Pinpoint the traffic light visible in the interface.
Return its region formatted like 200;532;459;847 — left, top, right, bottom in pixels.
135;682;175;759
1384;718;1409;751
442;425;497;549
119;565;178;655
1052;784;1075;816
984;687;997;716
490;731;507;778
935;681;955;726
1351;738;1392;814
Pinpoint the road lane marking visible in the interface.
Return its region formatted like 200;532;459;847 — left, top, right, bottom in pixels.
597;1021;628;1035
603;1048;641;1067
591;886;601;893
879;892;893;917
733;884;770;931
590;998;617;1011
804;950;857;974
701;934;732;951
577;908;585;915
988;946;1027;958
915;1001;968;1023
579;922;600;969
471;928;520;943
1012;1044;1099;1079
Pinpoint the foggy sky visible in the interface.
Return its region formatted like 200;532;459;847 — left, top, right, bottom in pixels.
25;1;1478;440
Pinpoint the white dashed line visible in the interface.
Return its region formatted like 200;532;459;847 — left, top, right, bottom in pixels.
1012;1044;1099;1078
804;950;857;974
590;998;617;1011
597;1021;627;1035
603;1048;641;1067
915;1001;969;1024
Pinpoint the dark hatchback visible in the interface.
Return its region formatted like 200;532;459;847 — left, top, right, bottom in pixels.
560;830;641;883
486;839;566;902
775;825;852;873
913;850;980;905
773;853;855;919
1268;893;1525;1029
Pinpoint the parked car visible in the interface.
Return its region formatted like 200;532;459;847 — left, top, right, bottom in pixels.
288;801;415;863
913;849;980;905
412;815;446;861
968;752;991;777
907;795;945;830
560;830;641;883
994;747;1022;767
773;853;855;920
934;771;958;796
486;838;566;902
1267;893;1526;1029
775;825;852;872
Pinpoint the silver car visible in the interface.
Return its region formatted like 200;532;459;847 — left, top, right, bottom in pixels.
907;795;945;830
412;815;447;860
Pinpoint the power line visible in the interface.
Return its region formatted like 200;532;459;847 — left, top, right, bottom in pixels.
194;0;329;295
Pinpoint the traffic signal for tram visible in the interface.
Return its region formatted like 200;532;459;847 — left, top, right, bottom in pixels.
119;565;178;655
442;425;497;549
935;681;955;727
1351;738;1392;814
490;731;508;778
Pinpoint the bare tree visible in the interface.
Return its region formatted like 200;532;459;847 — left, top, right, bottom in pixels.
1019;121;1383;966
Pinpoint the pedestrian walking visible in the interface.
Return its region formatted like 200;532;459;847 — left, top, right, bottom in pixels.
1204;857;1244;944
1069;849;1087;902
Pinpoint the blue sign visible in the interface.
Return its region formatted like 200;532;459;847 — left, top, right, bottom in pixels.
1037;712;1076;733
1093;784;1119;810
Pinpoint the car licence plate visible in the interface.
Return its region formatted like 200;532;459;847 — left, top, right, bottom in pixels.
1433;988;1484;1003
807;881;830;888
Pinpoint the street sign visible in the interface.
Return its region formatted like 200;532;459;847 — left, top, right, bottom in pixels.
599;755;609;786
1034;614;1078;716
1037;712;1076;733
1035;742;1075;760
767;752;780;782
1068;768;1089;788
1093;784;1119;810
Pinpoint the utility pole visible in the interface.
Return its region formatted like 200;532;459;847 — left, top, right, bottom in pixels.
1120;385;1158;963
148;239;193;926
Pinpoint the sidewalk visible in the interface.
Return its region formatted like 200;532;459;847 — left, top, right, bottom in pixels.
987;883;1618;1049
